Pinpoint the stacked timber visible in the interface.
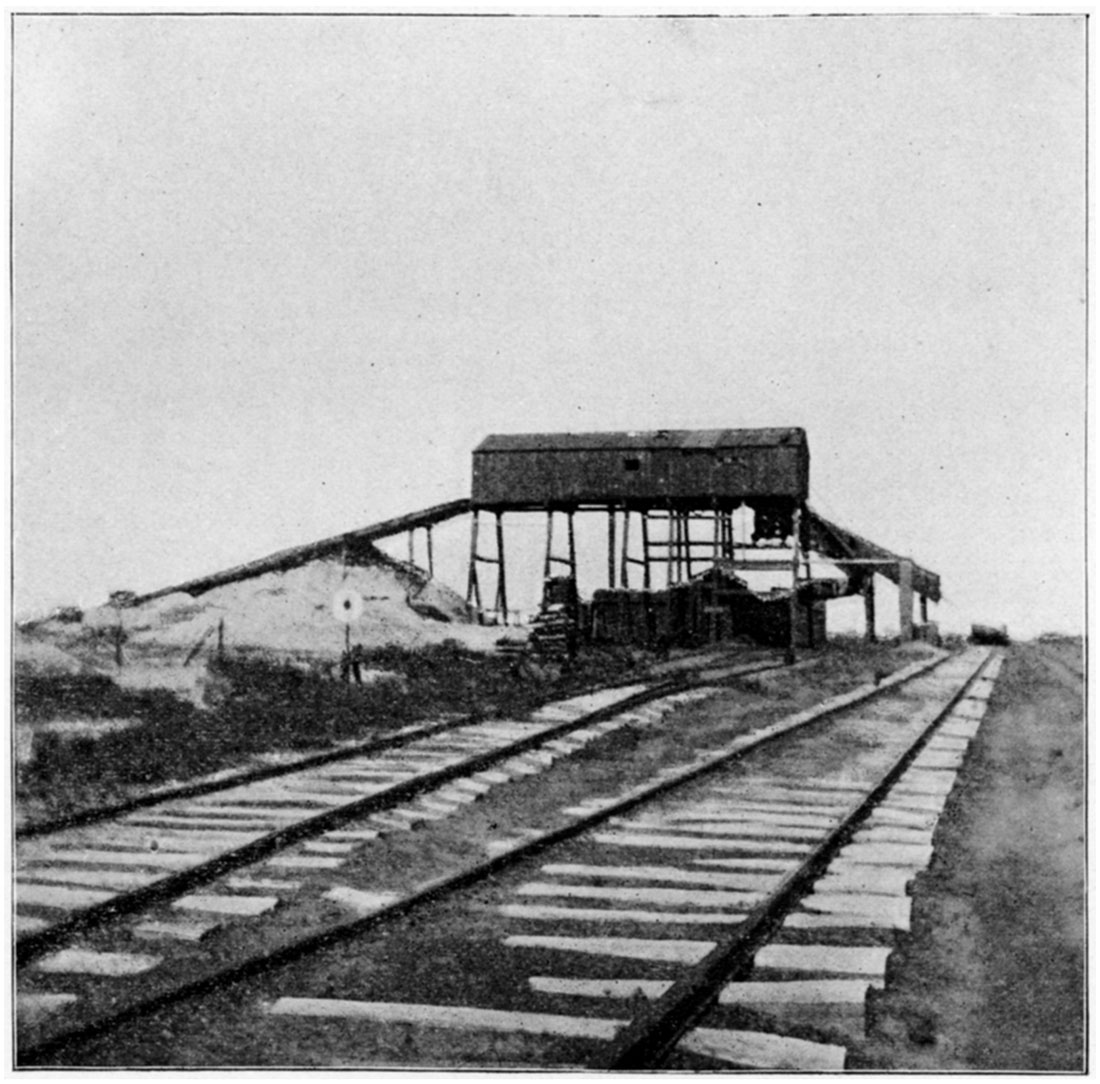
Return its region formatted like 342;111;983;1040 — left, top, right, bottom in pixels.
590;590;653;645
529;577;579;662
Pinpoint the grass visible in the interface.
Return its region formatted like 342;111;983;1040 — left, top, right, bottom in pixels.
14;640;650;826
16;634;940;827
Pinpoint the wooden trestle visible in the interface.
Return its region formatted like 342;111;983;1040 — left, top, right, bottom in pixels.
465;503;810;657
464;504;934;649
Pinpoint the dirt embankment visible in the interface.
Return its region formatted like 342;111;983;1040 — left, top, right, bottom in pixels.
22;548;498;668
15;549;522;713
856;640;1085;1071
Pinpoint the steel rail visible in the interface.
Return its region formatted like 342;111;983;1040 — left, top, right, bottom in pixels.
19;648;776;840
598;647;994;1069
16;656;788;967
20;650;949;1066
15;674;683;966
19;714;492;840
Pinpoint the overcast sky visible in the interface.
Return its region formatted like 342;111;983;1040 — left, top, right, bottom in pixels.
13;14;1085;637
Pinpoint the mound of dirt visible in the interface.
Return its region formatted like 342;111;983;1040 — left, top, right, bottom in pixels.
75;551;484;661
13;631;101;677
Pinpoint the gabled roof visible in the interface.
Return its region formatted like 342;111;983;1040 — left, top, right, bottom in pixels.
475;428;806;453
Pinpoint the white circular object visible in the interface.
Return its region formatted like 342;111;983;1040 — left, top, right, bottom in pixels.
331;587;364;624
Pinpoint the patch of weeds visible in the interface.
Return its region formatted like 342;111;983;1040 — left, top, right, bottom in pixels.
15;640;646;825
14;672;187;726
16;676;209;817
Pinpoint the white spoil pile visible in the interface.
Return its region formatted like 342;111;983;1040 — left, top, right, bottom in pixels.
28;553;523;677
16;552;528;732
111;557;491;658
12;635;91;677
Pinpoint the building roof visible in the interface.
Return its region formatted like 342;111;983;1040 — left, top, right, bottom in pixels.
474;428;807;453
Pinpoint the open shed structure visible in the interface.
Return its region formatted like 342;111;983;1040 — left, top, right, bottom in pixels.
467;428;939;647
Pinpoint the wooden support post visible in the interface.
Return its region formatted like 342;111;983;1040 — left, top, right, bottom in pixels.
426;525;434;579
668;512;675;584
708;505;720;643
641;512;652;591
543;512;554;581
494;512;508;625
620;510;631;589
217;617;225;660
786;505;802;665
567;510;577;583
920;594;929;624
863;575;877;643
677;511;685;580
668;506;677;585
608;508;616;588
466;511;482;616
682;511;693;580
407;528;415;567
898;558;914;641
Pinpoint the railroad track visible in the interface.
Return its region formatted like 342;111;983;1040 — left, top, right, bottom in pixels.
16;650;796;1053
20;643;782;844
16;677;700;955
17;645;993;1067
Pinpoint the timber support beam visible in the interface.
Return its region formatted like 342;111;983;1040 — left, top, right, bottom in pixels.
898;558;914;641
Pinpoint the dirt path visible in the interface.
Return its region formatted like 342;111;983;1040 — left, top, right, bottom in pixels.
855;642;1085;1071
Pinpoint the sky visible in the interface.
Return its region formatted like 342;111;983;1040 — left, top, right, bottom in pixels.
13;13;1086;638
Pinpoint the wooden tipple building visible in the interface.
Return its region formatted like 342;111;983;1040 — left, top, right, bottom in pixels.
467;428;940;652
